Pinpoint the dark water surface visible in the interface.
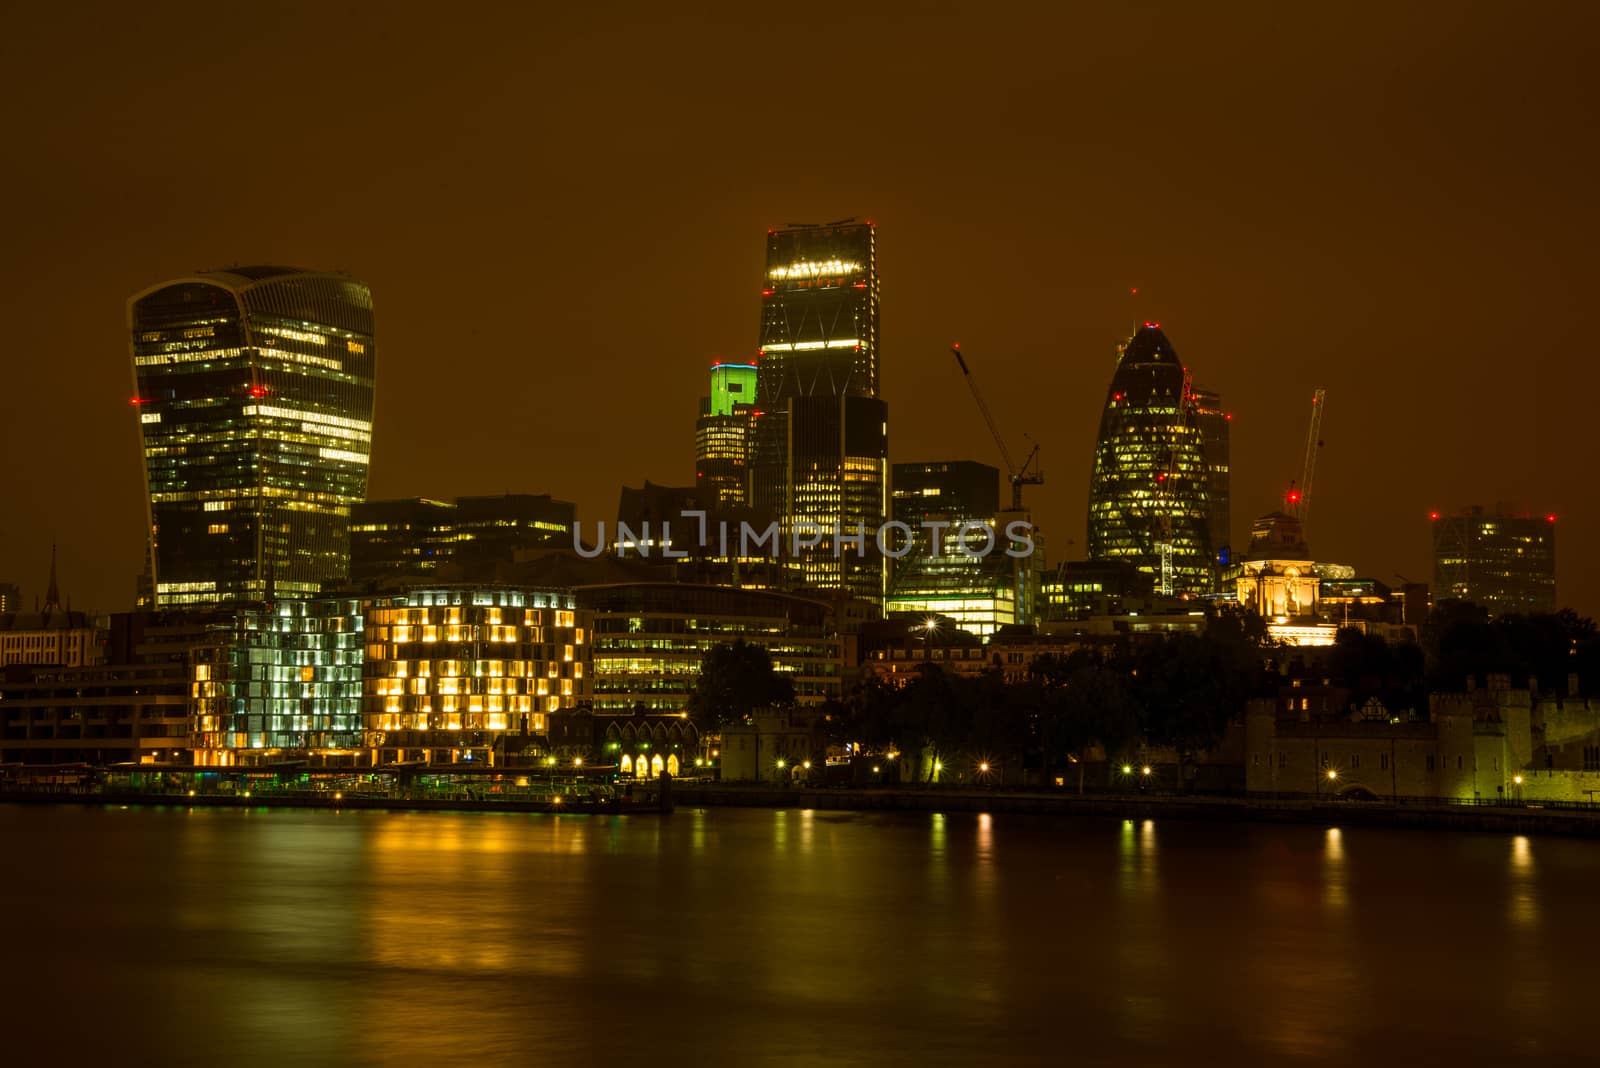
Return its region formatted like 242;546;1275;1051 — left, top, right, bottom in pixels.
1;803;1593;1065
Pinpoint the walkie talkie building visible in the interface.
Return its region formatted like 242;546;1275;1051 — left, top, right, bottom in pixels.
129;267;376;606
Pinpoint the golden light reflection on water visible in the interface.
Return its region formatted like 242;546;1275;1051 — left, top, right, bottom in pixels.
3;805;1594;1064
1509;834;1538;927
1113;818;1168;1042
1323;826;1347;911
1504;834;1550;1051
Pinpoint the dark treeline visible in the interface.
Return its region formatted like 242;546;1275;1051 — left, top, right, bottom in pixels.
1424;603;1599;696
823;613;1267;781
690;606;1597;783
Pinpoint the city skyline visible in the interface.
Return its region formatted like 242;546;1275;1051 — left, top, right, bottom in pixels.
0;5;1592;617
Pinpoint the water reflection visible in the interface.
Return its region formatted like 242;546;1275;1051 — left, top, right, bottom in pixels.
1323;826;1347;910
1508;834;1538;926
1113;818;1166;1041
1;806;1595;1065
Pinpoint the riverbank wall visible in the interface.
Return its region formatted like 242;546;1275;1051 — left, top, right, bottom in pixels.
673;785;1600;837
6;785;1599;836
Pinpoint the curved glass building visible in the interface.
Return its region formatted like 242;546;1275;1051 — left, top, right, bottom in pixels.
1086;324;1212;594
129;267;376;605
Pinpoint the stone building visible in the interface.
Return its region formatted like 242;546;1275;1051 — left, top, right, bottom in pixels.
1246;674;1600;803
720;708;824;782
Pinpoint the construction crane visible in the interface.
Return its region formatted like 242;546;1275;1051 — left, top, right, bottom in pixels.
951;344;1043;512
1148;445;1181;597
1290;388;1327;538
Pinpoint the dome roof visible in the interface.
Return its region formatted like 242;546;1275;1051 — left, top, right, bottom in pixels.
1118;324;1180;368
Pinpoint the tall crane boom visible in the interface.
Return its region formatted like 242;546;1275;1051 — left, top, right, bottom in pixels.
1298;388;1327;536
951;344;1043;511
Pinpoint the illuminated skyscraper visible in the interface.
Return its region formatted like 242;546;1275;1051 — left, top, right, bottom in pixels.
751;222;887;603
1432;505;1557;616
695;361;757;509
129;267;376;606
1192;387;1232;573
1086;324;1212;594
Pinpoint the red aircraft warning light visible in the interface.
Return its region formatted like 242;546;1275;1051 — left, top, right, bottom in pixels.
1429;511;1440;521
1547;514;1558;523
249;385;268;398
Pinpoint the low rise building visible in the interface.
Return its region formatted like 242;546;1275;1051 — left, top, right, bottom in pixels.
0;611;205;765
720;708;825;782
0;609;101;669
190;598;366;766
579;582;846;716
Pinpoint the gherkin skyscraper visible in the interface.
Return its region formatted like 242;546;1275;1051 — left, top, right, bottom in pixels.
1086;324;1212;594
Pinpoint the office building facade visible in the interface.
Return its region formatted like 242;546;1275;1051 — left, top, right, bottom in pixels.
751;223;888;603
887;461;1017;635
362;585;590;766
189;597;365;764
129;267;376;606
1086;324;1212;595
349;494;574;585
1432;506;1557;616
578;583;846;717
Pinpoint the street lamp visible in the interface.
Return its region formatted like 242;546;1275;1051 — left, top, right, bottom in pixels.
1141;765;1152;777
573;756;583;768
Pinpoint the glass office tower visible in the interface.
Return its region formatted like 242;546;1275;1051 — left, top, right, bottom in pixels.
887;461;1017;635
1432;506;1557;616
1192;386;1232;577
695;361;758;509
129;267;376;606
751;222;887;602
1087;324;1212;594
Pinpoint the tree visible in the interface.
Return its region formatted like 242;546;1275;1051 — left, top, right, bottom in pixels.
688;640;794;730
1425;604;1597;696
1329;627;1426;718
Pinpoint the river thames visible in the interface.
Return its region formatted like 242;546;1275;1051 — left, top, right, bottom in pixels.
1;803;1593;1065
